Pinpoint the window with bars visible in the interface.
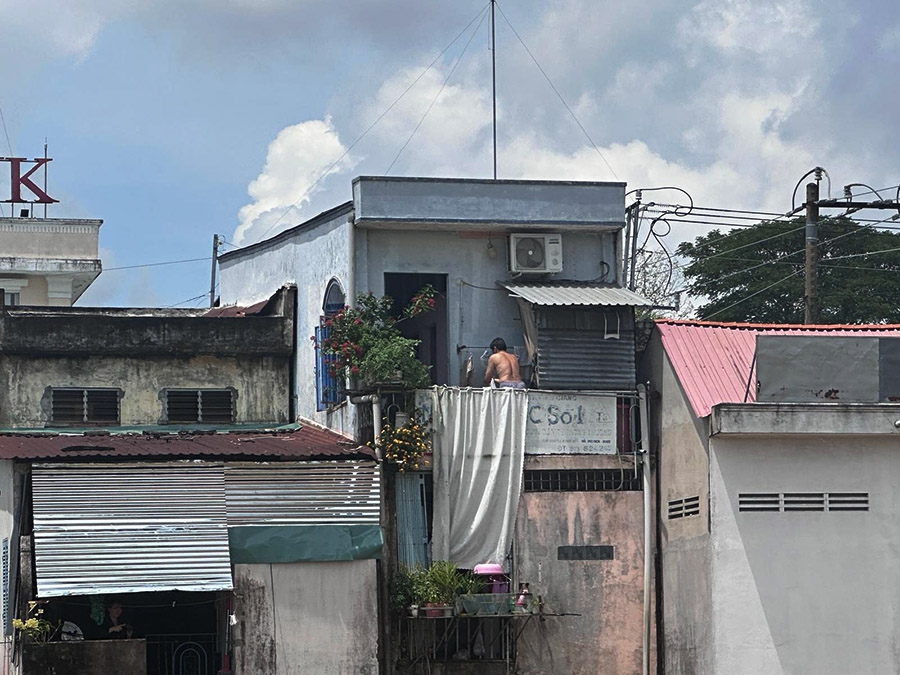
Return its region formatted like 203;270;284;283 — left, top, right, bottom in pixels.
165;389;235;424
523;468;642;492
315;320;342;411
50;388;120;425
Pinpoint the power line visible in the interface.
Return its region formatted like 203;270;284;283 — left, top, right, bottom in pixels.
103;257;208;272
495;2;618;180
705;270;801;319
384;5;489;174
255;3;493;243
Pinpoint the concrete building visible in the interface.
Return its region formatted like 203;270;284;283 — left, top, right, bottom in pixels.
219;176;655;675
644;319;900;675
0;289;381;675
0;216;102;306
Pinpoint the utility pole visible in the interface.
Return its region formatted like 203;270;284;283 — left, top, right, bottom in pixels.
210;234;221;308
804;182;819;324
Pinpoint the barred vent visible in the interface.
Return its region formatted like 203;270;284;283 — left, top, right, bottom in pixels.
51;388;119;425
167;389;235;424
667;495;700;519
523;468;642;492
739;492;869;513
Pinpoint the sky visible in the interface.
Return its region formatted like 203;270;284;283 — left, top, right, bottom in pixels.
0;0;897;308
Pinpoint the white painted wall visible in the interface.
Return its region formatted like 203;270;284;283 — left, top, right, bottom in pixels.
219;209;355;433
709;429;900;674
234;560;379;675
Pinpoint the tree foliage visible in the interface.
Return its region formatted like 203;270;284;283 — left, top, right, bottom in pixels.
677;217;900;324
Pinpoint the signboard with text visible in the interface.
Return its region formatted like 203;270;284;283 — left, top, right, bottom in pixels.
525;392;618;454
0;157;58;204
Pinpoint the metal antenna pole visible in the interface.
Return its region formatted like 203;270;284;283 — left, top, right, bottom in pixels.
491;0;497;180
804;182;819;324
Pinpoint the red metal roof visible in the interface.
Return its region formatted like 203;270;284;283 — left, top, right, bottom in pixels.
655;320;900;418
203;299;269;317
0;425;373;461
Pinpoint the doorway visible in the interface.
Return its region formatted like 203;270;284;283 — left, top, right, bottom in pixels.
384;273;449;385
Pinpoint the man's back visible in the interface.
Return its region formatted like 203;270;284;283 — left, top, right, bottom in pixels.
487;350;521;383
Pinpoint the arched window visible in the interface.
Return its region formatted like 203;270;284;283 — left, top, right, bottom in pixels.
315;279;346;410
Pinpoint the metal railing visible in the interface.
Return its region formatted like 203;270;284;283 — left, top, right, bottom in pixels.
145;633;217;675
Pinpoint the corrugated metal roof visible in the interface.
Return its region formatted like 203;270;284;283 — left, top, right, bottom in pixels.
503;282;653;306
0;425;372;461
33;463;233;597
656;320;900;418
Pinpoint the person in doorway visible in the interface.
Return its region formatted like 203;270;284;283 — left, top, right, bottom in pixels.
104;601;134;639
484;337;526;389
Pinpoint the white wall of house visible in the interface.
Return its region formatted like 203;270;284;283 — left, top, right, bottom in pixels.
219;208;355;432
233;560;378;675
708;405;900;675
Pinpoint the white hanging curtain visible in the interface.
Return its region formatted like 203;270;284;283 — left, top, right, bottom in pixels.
431;386;527;569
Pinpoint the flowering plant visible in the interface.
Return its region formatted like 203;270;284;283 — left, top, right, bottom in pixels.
376;416;431;471
13;601;56;642
317;287;435;391
403;284;437;318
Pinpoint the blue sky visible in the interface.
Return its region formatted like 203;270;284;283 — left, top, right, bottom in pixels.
0;0;896;307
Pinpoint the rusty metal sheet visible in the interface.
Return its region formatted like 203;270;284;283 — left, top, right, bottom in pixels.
0;426;373;461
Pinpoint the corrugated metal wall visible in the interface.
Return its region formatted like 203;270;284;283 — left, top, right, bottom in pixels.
32;463;233;597
536;308;636;390
225;461;381;525
395;473;429;568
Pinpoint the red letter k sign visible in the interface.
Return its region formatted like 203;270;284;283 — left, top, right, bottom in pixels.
2;157;59;204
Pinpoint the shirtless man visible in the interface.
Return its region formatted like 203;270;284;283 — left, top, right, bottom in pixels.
484;337;526;389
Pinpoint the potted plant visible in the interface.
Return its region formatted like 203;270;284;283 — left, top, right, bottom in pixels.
425;561;474;617
316;286;436;393
376;414;432;472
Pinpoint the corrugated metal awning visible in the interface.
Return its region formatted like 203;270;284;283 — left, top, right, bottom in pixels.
502;281;653;307
32;462;233;597
225;461;381;525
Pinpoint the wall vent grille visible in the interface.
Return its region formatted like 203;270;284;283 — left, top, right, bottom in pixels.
739;492;869;513
523;469;642;492
667;495;700;519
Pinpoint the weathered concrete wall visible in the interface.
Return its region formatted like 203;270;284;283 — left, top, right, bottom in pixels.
21;639;146;675
234;560;379;675
219;206;356;435
0;218;101;259
644;334;713;675
709;427;900;674
0;354;290;427
515;454;647;675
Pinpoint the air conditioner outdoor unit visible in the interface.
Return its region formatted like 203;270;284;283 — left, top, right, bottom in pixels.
509;233;563;274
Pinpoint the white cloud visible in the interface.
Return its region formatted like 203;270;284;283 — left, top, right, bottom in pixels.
233;118;354;246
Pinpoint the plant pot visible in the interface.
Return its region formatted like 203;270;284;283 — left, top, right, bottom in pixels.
424;604;453;618
408;605;419;618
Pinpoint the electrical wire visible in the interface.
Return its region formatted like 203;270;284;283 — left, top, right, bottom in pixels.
704;270;802;319
102;257;208;272
495;2;618;180
255;3;493;243
165;292;208;308
384;5;489;174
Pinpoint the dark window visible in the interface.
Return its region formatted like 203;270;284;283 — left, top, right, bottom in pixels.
523;468;642;492
51;388;119;425
166;389;234;423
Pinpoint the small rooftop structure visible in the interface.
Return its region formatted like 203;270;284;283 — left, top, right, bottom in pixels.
655;319;900;417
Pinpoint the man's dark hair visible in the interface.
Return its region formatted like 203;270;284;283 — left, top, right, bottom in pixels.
490;337;507;352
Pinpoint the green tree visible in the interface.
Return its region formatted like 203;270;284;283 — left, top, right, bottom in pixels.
677;217;900;324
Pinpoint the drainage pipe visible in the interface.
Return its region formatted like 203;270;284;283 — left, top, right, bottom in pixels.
637;383;652;675
350;394;382;461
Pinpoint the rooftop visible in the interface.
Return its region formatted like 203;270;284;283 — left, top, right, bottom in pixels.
0;422;373;461
655;319;900;417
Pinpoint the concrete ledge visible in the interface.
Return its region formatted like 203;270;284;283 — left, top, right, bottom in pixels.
710;402;900;436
